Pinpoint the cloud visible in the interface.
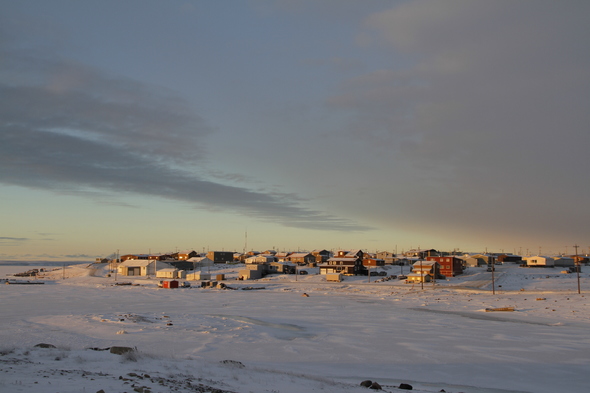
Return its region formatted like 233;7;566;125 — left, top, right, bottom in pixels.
328;1;590;244
0;45;370;232
0;237;29;242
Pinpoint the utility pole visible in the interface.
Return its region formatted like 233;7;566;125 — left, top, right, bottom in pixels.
574;244;581;294
420;259;424;290
491;262;496;295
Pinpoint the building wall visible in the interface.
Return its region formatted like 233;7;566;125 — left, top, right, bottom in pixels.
207;251;234;263
427;257;463;277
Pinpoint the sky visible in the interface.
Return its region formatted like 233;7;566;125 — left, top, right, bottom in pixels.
1;0;589;260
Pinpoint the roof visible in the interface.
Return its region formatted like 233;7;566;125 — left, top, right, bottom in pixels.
119;259;152;267
289;252;312;258
157;268;178;273
119;260;172;268
412;261;437;267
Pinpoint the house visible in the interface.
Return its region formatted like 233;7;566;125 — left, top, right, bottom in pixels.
524;256;555;267
287;252;316;265
187;256;215;268
404;249;438;259
120;254;149;262
170;250;198;260
573;255;589;265
186;271;211;281
238;263;265;280
156;268;185;279
406;273;432;283
497;254;523;264
148;254;173;261
319;250;365;275
470;254;497;265
363;258;385;267
206;251;234;264
275;252;292;262
426;256;463;277
410;260;440;279
311;249;332;263
335;249;365;259
245;255;276;264
319;258;363;275
554;257;575;267
464;256;487;267
118;259;173;276
376;251;397;265
268;261;296;274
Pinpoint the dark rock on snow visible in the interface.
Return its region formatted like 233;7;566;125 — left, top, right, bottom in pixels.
220;359;245;368
110;346;135;355
399;382;413;390
34;343;57;348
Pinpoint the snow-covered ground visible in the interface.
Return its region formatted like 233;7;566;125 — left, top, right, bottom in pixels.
1;263;589;393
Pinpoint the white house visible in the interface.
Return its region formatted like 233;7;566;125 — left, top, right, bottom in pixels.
245;255;275;264
156;268;185;279
118;259;173;276
525;256;555;267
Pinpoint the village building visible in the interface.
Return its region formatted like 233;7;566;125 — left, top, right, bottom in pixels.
206;251;234;264
524;256;555;267
406;260;440;283
404;249;439;259
287;252;316;265
464;256;486;267
275;252;292;262
375;251;397;265
426;256;463;277
118;259;173;276
119;254;149;262
245;255;276;264
319;250;365;275
170;250;198;260
148;254;173;261
186;256;215;268
268;261;296;274
311;249;331;263
156;268;185;279
554;257;575;267
363;257;385;267
497;254;523;264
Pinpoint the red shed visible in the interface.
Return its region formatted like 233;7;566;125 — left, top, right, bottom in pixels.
162;280;179;289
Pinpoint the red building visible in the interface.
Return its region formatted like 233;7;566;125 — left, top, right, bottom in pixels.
426;256;463;277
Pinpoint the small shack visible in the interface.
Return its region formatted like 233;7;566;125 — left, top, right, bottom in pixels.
326;273;342;282
162;280;179;289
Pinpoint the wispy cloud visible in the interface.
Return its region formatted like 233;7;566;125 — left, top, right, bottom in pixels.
0;237;29;242
0;44;371;232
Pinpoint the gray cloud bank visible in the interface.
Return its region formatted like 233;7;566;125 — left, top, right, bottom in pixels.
0;48;369;232
327;1;590;244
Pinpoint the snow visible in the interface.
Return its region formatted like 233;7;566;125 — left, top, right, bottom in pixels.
1;263;589;393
